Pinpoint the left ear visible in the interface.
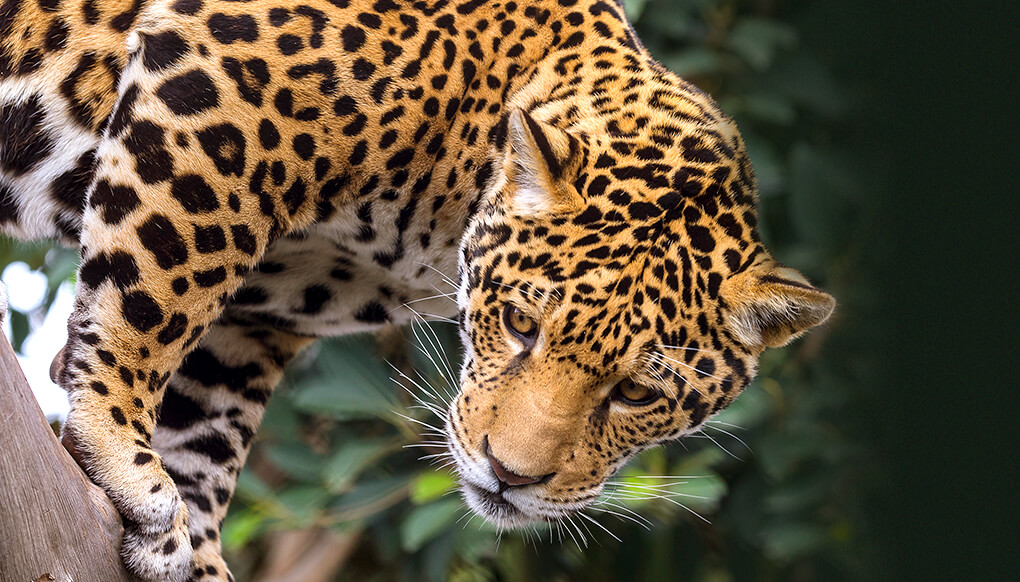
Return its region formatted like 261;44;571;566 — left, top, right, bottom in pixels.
721;263;836;349
504;109;583;214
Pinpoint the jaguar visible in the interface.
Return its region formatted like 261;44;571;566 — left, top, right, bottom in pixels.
0;0;834;579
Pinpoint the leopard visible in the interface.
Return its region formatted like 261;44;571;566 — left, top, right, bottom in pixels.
0;0;835;580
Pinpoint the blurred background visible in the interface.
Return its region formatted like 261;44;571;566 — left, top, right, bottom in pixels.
2;0;1011;580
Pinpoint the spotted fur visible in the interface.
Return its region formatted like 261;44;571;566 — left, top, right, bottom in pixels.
0;1;833;580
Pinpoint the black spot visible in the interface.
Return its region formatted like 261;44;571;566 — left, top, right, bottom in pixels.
341;25;366;51
282;179;306;215
193;266;227;287
172;0;203;15
142;30;189;71
124;121;174;183
182;433;235;464
352;58;375;80
44;18;69;51
386;148;414;170
207;13;259;44
137;213;189;269
171;174;220;213
0;94;55;175
111;407;128;425
258;119;280;150
50;149;96;213
156;70;220;116
221;56;271;106
133;451;154;465
299;285;332;314
90;381;109;395
680;136;718;164
354;301;388;323
277;33;303;55
158;386;206;429
573;205;603;225
214;487;230;505
333;95;357;116
122;291;163;332
230;224;257;255
193;224;226;253
110;0;141;31
287;58;338;95
157;313;188;345
172;277;190;295
96;350;116;366
685;223;715;252
196;123;246;176
89;180;140;225
560;31;585;49
628;202;659;220
107;84;139;138
231;286;267;304
79;251;140;289
292;133;315;160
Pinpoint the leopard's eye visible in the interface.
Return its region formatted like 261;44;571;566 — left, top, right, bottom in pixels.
613;379;660;406
503;304;538;342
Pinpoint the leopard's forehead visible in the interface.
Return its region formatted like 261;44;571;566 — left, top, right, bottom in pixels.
462;151;764;377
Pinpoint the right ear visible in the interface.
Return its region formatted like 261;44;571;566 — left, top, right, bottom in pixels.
721;262;836;350
503;109;583;215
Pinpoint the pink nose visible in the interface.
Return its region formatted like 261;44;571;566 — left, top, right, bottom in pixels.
485;438;553;487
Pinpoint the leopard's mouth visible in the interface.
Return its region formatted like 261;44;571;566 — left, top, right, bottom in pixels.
461;481;531;524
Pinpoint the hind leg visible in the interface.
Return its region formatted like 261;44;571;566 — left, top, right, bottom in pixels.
152;317;315;581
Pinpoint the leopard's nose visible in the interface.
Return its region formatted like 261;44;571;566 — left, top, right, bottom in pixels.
484;436;555;488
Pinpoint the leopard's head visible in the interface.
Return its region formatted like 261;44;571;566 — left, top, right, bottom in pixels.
448;109;834;528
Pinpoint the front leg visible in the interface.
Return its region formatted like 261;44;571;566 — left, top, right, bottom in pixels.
55;32;318;582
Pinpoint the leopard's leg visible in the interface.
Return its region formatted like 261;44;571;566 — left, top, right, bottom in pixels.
55;17;318;582
151;317;315;582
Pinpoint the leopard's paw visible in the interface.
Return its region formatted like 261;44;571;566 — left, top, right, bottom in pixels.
121;500;193;582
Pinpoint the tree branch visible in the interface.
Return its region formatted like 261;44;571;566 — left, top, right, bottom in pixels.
0;332;137;582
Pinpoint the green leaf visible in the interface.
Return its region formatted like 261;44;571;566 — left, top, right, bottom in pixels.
290;337;398;419
324;438;397;494
331;475;409;522
761;522;829;560
264;443;326;483
739;130;786;197
400;499;464;551
788;144;860;249
276;485;330;524
663;48;734;77
220;508;268;551
410;470;457;504
233;468;274;502
8;310;29;353
623;0;649;20
726;18;797;71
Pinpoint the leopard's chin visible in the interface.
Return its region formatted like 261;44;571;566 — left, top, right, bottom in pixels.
461;481;541;528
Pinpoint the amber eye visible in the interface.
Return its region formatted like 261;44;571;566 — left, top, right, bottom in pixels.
503;304;539;342
614;379;660;406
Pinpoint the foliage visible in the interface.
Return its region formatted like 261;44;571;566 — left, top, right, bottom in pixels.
0;0;878;580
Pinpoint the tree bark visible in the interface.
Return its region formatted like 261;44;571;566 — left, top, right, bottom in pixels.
0;332;137;582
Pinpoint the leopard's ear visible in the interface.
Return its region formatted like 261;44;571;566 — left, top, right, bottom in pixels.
504;109;583;214
722;263;835;349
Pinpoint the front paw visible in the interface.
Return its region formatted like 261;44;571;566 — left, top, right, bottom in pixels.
121;500;194;582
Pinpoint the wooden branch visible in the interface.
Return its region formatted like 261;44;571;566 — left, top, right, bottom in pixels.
252;527;361;582
0;332;137;582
